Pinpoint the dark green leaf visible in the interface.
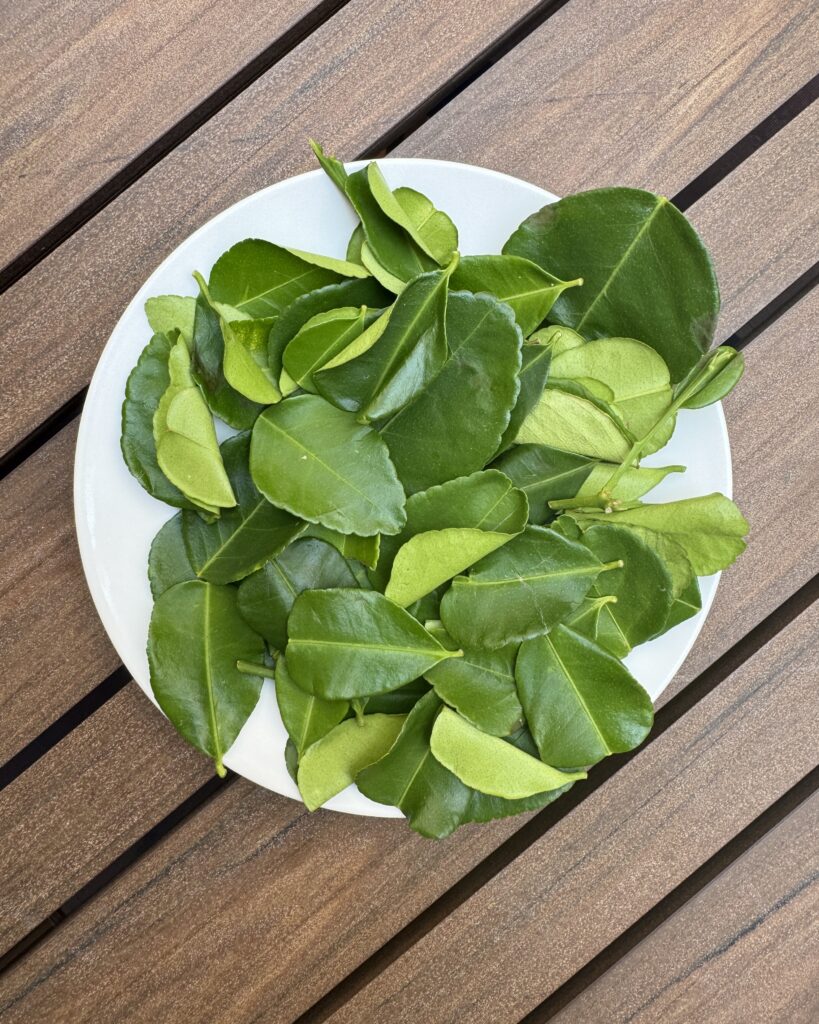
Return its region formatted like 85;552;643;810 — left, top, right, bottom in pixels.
496;339;552;453
274;656;348;756
148;512;196;598
282;306;370;394
492;444;596;523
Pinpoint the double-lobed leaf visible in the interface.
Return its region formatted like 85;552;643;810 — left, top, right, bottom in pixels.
440;525;610;650
516;384;632;461
367;163;458;265
504;188;720;381
148;581;266;776
285;589;461;699
222;316;281;404
282;306;370;394
274;656;348;757
516;625;654;768
250;394;407;537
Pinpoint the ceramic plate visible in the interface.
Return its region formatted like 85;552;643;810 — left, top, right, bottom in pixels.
74;159;731;816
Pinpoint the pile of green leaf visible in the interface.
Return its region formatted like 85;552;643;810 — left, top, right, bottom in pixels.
121;141;748;838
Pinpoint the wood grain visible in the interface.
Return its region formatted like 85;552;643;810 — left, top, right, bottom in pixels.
324;603;819;1024
0;0;332;269
548;792;819;1024
2;590;816;1023
0;0;543;458
1;0;817;458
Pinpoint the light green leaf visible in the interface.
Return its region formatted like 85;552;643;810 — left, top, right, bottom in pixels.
360;240;407;294
304;525;381;570
430;707;585;799
285;589;461;699
531;324;586;356
284;247;371;279
516;626;653;767
222;316;281;404
145;295;196;341
282;306;368;394
250;394;406;537
679;345;744;409
576;462;683;502
319;306;392;371
297;713;407;810
516;386;632;461
367;163;458;264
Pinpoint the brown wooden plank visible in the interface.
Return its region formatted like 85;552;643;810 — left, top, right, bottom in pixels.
548;793;819;1024
0;0;335;270
321;604;819;1024
1;0;817;459
2;586;816;1023
0;685;211;950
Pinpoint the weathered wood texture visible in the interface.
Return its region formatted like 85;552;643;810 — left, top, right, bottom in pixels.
0;0;542;457
2;589;816;1023
325;603;819;1024
548;792;819;1024
1;0;816;458
0;0;333;268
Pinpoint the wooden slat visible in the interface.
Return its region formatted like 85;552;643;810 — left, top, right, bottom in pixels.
0;0;334;269
2;589;816;1022
2;0;818;974
1;0;817;458
322;604;819;1024
2;285;815;955
548;793;819;1024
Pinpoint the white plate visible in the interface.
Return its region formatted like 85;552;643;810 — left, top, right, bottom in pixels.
74;159;731;817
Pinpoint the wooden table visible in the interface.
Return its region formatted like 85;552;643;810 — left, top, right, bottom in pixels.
1;2;817;1020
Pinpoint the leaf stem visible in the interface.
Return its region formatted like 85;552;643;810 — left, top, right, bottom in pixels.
236;659;276;679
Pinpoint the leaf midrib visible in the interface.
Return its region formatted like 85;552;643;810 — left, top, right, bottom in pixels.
463;564;602;589
202;586;223;768
546;632;612;755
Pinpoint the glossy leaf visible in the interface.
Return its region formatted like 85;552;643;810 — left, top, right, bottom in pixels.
208;239;342;318
516;626;654;767
250;394;406;537
679;345;744;409
267;277;390;379
451;254;579;334
274;656;348;756
664;574;702;629
439;525;609;649
570;493;748;575
381;291;522;493
121;332;198;511
285;589;461;699
237;537;359;652
148;580;265;776
282;306;369;394
303;525;381;571
181;433;303;585
190;283;262;430
504;188;719;381
314;265;452;420
496;339;551;453
284;247;371;279
363;678;431;715
222;316;280;404
145;295;196;340
516;385;632;461
367;164;458;264
424;624;522;736
297;713;406;811
566;523;674;656
492;444;596;523
148;512;196;598
430;707;585;798
153;336;236;514
318;306;392;372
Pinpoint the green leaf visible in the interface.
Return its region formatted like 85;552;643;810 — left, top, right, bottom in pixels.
267;277;391;380
297;713;407;811
430;707;585;798
532;324;586;356
250;394;406;537
145;295;196;340
496;339;552;453
190;283;262;430
282;306;369;394
153;336;236;514
285;589;461;699
363;678;431;715
317;306;392;372
222;316;281;404
570;493;749;575
147;580;266;776
565;523;674;656
309;140;349;191
208;239;342;319
314;265;453;421
359;241;407;294
380;291;522;494
679;345;744;409
424;625;522;736
274;656;348;757
551;336;674;450
575;463;683;502
237;537;360;653
504;188;719;381
303;525;381;570
148;512;196;598
182;433;304;585
121;332;198;511
439;525;610;649
664;574;702;629
346;223;366;263
284;247;371;279
516;626;654;767
451;254;580;334
367;164;458;264
516;385;632;461
492;444;596;523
